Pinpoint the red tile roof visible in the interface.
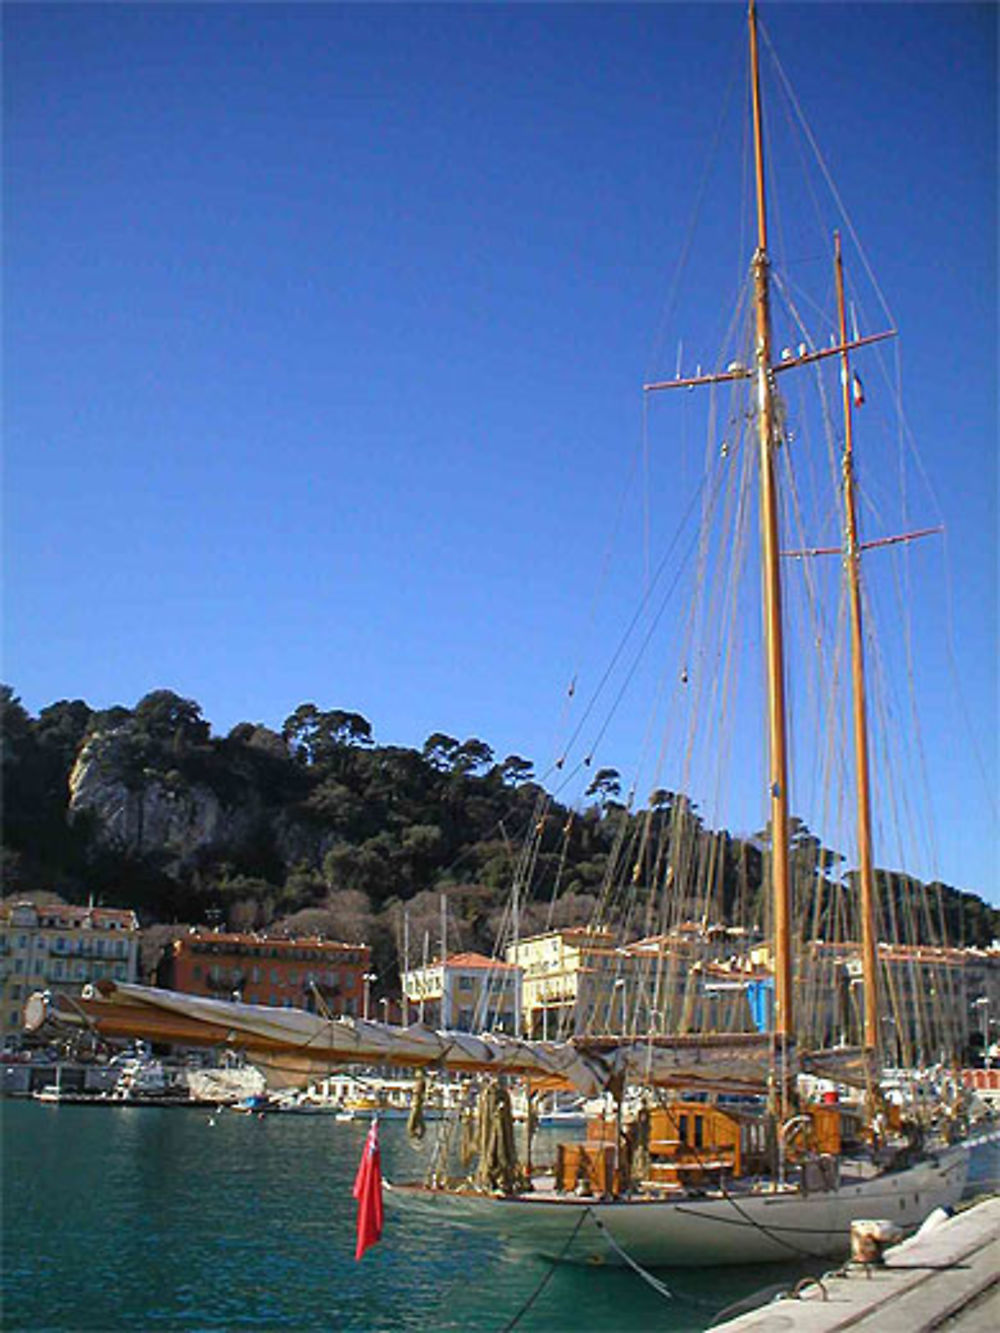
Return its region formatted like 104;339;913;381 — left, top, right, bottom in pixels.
445;952;520;972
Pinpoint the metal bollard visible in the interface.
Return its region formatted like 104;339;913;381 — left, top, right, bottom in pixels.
850;1218;903;1267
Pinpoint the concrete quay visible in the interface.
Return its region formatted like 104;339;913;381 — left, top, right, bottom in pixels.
713;1194;999;1332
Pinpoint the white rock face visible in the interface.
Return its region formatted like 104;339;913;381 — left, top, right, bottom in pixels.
69;729;244;864
68;725;332;876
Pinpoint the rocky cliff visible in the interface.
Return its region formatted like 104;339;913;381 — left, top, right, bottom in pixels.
69;729;248;868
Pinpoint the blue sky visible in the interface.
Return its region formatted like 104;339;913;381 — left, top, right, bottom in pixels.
4;3;996;902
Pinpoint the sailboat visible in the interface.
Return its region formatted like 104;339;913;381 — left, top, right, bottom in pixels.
377;0;979;1264
24;1;992;1267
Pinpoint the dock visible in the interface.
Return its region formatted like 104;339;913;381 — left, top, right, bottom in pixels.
714;1195;998;1331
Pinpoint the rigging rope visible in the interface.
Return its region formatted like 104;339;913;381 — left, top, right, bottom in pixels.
758;18;897;332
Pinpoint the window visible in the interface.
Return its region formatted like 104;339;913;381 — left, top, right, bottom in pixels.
678;1115;688;1143
694;1115;704;1149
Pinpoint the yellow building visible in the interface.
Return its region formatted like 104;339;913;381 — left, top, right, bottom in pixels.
0;900;140;1040
401;951;521;1033
505;928;630;1038
625;929;761;1035
508;926;766;1039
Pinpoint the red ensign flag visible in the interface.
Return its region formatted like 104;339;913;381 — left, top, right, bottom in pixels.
352;1118;383;1260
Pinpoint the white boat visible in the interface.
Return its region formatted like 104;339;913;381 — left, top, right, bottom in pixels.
387;1148;970;1267
109;1055;168;1099
185;1059;267;1105
534;1093;589;1130
34;1083;67;1103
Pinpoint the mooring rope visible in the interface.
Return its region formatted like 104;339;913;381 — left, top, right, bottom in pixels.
584;1211;675;1301
498;1207;590;1332
499;1204;738;1331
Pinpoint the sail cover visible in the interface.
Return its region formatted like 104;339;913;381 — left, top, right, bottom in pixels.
24;981;791;1095
24;982;610;1094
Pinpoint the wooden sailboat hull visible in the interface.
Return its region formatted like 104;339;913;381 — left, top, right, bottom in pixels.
387;1146;970;1267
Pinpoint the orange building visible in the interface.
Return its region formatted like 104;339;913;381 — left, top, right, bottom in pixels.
162;931;371;1017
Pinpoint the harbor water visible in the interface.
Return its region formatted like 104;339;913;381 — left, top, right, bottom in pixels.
2;1100;997;1332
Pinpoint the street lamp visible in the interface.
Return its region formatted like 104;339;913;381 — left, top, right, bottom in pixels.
379;997;389;1026
973;996;991;1069
363;972;377;1021
613;978;627;1036
881;1014;898;1070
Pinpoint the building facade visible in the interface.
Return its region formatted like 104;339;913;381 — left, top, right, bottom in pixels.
506;925;760;1039
160;931;371;1016
505;928;625;1038
765;939;1000;1064
0;900;140;1040
401;951;521;1033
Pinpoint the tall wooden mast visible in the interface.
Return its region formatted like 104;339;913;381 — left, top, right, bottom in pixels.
834;231;880;1053
748;0;793;1042
643;5;898;1047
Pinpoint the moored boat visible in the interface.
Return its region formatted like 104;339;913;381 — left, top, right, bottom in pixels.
19;0;996;1270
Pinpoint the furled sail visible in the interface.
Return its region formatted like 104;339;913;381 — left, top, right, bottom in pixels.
25;981;609;1094
24;981;785;1095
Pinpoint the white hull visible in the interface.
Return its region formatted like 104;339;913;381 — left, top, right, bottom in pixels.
334;1106;447;1122
387;1145;970;1267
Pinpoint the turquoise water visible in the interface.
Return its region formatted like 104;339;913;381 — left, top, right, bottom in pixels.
2;1101;996;1332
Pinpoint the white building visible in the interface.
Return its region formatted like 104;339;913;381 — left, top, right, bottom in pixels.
401;951;522;1034
0;900;140;1039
